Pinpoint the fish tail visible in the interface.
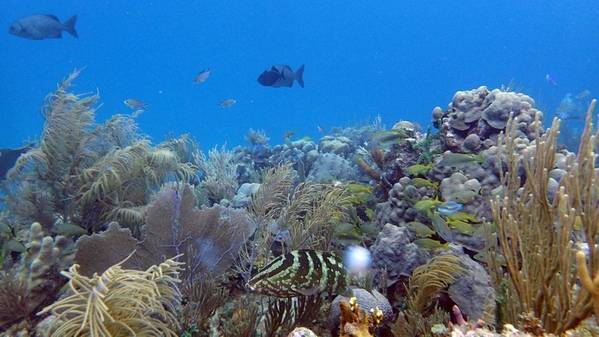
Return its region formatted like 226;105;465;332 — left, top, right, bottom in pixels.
63;15;78;38
295;64;305;88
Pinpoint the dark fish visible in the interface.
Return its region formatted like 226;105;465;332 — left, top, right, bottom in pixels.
9;14;78;40
258;64;304;88
545;73;558;86
194;69;211;83
0;144;33;180
247;249;348;297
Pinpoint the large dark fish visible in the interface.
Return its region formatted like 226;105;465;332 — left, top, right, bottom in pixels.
0;144;33;180
258;64;304;88
9;14;78;40
247;249;347;297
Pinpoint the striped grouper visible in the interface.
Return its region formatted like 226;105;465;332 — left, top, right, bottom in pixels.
247;249;348;297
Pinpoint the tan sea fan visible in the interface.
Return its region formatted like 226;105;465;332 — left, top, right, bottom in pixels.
38;257;183;337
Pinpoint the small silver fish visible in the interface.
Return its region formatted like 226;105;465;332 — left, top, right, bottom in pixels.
53;221;87;236
219;98;236;108
124;98;148;110
437;200;464;216
194;69;211;83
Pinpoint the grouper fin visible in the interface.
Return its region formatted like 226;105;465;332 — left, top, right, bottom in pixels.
63;15;78;38
297;286;321;297
295;64;304;88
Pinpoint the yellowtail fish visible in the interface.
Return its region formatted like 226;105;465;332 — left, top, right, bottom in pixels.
406;164;432;177
123;98;148;110
52;221;87;236
437;152;483;168
407;221;435;238
219;98;236;108
247;249;348;298
414;238;449;250
411;178;439;189
194;68;211;83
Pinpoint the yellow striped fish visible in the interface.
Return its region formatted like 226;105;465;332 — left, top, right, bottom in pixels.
247;250;348;298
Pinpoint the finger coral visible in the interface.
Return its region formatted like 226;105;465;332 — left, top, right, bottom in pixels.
38;257;183;337
0;222;72;331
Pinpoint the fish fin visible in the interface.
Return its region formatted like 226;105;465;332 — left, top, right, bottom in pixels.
43;14;61;21
63;15;78;38
298;286;321;296
295;64;305;88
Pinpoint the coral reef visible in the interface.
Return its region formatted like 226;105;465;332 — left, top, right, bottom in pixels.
2;72;599;337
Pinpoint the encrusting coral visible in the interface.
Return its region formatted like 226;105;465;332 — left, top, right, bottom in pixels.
38;256;183;337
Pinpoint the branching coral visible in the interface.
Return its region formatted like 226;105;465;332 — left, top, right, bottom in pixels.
180;278;228;334
236;164;295;281
196;145;239;204
265;296;324;337
280;182;351;252
4;70;196;234
221;295;259;337
0;222;72;331
77;139;196;233
38;257;183;337
393;255;464;337
6;69;97;229
491;99;598;333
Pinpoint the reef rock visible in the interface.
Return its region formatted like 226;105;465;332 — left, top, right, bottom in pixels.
319;135;353;157
232;182;261;208
307;153;357;182
442;247;496;322
328;288;393;333
440;172;481;204
371;223;431;284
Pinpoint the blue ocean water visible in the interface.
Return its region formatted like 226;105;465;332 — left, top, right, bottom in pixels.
1;0;598;150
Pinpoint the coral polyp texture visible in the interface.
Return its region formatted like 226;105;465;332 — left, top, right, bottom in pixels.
1;72;598;337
